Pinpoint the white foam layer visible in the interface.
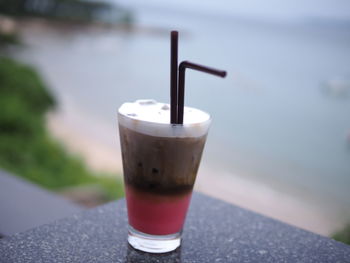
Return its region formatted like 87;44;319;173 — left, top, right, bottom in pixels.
118;100;211;137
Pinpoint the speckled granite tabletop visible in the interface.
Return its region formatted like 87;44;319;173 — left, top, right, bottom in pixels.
1;192;349;262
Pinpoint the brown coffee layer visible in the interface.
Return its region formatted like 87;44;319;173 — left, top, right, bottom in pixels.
119;125;207;196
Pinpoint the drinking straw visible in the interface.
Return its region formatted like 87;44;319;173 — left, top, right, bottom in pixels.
177;61;227;124
170;31;178;124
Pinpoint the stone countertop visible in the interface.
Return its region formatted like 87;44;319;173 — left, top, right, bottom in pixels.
1;192;349;263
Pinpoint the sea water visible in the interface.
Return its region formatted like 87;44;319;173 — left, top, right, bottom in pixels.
14;6;350;222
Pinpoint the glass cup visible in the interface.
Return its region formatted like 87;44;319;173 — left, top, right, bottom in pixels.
118;101;211;253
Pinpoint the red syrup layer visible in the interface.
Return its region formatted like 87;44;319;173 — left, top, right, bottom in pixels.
125;186;192;235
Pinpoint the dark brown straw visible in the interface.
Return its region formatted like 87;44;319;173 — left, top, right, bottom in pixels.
170;31;178;124
177;61;227;124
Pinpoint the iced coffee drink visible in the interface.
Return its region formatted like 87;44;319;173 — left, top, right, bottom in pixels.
118;99;211;253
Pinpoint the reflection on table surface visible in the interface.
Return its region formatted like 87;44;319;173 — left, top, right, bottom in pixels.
124;244;182;263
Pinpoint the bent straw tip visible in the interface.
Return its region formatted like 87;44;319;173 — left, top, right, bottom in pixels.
179;60;227;78
179;60;189;66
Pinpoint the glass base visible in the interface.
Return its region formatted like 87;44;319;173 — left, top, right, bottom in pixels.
128;225;181;253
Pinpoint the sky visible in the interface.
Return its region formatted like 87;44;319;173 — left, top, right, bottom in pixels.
114;0;350;23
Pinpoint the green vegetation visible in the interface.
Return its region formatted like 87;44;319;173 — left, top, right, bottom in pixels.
0;0;133;25
0;32;19;47
333;224;350;245
0;57;124;202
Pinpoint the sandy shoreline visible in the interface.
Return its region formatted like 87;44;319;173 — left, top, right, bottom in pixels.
47;105;122;174
47;105;342;237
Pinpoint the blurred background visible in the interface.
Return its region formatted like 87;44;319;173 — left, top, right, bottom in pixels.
0;0;350;242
